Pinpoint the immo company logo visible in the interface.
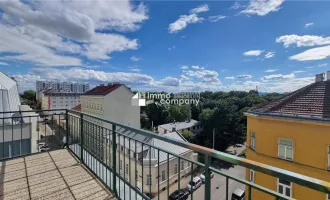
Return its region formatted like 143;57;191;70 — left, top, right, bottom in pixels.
132;92;200;107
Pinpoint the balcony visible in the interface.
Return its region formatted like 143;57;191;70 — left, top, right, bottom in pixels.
0;109;329;200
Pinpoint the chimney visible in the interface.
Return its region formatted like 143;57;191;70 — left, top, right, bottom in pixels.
172;127;176;132
315;73;325;82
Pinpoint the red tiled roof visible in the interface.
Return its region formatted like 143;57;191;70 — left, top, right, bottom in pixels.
83;84;127;96
250;81;330;118
71;104;81;111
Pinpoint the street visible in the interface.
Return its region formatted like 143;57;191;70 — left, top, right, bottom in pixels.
155;164;245;200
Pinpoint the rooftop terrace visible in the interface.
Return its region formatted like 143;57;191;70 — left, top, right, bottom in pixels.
0;149;115;200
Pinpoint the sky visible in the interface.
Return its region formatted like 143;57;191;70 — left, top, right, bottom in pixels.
1;0;330;93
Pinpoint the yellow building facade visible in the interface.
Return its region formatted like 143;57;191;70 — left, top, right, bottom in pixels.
246;114;330;199
245;80;330;200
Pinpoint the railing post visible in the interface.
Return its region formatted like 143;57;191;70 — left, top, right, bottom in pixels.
66;110;69;146
80;113;84;163
204;155;211;200
112;124;118;196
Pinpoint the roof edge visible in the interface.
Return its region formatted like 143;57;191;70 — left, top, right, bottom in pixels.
245;111;330;123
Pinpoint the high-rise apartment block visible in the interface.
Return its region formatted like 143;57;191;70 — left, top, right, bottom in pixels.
36;81;90;93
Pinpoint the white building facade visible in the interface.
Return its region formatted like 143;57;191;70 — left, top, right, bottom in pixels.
0;72;38;159
41;90;81;114
80;83;140;129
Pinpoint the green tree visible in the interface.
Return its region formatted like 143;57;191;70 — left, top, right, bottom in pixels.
21;90;36;101
182;130;193;141
168;104;191;122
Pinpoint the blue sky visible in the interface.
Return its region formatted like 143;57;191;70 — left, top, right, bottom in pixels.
0;0;330;93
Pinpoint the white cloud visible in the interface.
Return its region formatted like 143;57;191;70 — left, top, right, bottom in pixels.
168;14;203;33
189;4;209;14
264;52;275;59
237;74;252;79
0;24;82;66
29;67;154;85
265;69;278;73
243;50;263;56
181;65;189;70
179;75;189;80
0;62;8;66
168;46;176;51
240;0;284;16
292;70;306;74
305;63;328;69
261;73;295;81
0;0;146;66
128;66;141;73
289;45;330;61
185;69;221;84
130;56;141;62
225;76;235;80
229;1;245;10
209;15;227;22
83;33;138;60
169;4;209;33
161;76;180;86
305;23;314;28
191;65;204;70
276;35;330;48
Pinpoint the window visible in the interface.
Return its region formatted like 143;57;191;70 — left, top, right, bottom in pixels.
249;170;255;183
126;164;129;174
136;170;139;181
278;138;293;161
277;179;292;197
250;132;256;150
188;162;191;167
327;194;330;200
174;164;178;174
120;160;122;169
162;170;166;181
181;161;184;170
147;174;152;185
328;146;330;170
121;146;124;152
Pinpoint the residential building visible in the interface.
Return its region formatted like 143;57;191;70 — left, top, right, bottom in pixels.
80;83;140;129
102;129;198;197
245;73;330;200
0;72;38;158
158;119;203;136
36;81;89;93
41;89;81;114
0;72;21;118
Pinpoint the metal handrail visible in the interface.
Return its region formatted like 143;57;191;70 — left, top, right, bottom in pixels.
68;109;330;195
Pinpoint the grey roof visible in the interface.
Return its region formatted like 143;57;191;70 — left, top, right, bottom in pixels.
158;119;201;131
106;127;191;165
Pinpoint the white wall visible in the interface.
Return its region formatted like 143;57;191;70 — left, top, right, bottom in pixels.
104;86;140;129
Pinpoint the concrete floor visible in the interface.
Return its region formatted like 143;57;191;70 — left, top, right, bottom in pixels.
0;149;116;200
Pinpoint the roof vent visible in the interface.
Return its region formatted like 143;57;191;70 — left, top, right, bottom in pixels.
315;73;325;82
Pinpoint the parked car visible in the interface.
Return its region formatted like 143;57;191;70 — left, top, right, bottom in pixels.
231;188;245;200
169;189;189;200
200;171;215;182
186;177;202;192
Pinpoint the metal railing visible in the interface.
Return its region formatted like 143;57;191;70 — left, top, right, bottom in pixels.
1;109;330;200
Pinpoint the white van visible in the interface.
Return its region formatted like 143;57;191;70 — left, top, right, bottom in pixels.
186;177;202;192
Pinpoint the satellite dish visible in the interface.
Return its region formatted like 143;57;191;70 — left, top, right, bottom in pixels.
12;113;23;124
